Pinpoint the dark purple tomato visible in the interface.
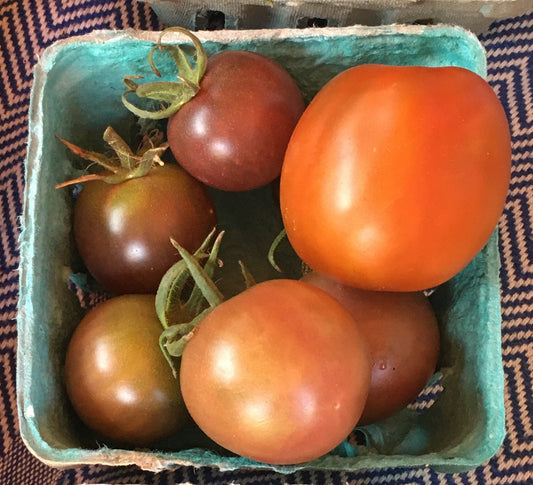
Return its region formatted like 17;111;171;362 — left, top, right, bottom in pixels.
167;50;305;191
64;294;188;446
73;163;216;295
301;272;440;425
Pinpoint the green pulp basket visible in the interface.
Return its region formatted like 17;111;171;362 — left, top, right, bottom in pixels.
17;25;506;474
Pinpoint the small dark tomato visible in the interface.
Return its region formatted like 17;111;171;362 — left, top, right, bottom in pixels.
167;50;305;191
64;294;188;447
301;271;440;425
73;163;216;295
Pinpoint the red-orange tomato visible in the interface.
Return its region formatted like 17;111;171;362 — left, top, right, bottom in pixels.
280;64;512;291
301;272;440;425
180;279;372;465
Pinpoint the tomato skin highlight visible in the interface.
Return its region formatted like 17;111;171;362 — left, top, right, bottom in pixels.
167;50;305;191
301;271;440;425
64;295;188;447
73;163;216;295
280;64;511;291
179;279;372;465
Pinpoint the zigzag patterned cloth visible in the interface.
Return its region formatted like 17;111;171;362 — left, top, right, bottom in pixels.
1;1;532;484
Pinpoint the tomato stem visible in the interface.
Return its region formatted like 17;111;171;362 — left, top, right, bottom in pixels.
55;127;168;188
122;27;208;120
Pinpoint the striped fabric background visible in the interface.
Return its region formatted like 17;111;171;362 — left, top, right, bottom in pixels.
1;1;532;484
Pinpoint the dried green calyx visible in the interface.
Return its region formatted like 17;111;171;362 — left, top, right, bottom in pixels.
156;229;225;376
55;126;168;188
122;27;208;120
155;229;259;377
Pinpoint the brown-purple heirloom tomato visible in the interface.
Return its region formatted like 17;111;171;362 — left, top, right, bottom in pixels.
301;272;440;425
73;163;216;295
167;50;305;191
64;294;188;447
180;279;372;465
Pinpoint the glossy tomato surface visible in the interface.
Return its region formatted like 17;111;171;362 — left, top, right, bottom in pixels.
280;64;511;291
74;163;216;295
167;50;305;191
180;279;371;465
64;295;188;446
301;272;440;425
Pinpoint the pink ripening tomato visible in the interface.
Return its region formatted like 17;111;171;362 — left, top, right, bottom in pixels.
179;279;372;464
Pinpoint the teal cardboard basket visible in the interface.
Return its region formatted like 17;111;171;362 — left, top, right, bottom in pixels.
17;25;506;473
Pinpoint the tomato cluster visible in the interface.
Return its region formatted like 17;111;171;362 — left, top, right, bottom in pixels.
59;29;511;465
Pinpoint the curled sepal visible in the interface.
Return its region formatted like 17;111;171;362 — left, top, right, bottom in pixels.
238;260;257;289
183;231;225;318
122;27;208;120
268;228;288;273
155;228;224;330
158;314;204;378
159;309;212;375
156;230;225;376
172;236;225;310
122;77;199;120
55;126;167;188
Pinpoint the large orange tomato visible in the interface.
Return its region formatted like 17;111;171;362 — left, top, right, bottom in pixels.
280;64;511;291
179;279;371;465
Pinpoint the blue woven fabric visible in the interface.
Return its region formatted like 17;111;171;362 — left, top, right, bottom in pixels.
1;1;532;484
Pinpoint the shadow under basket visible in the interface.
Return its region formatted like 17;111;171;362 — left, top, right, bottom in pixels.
17;25;506;474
